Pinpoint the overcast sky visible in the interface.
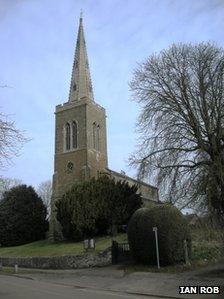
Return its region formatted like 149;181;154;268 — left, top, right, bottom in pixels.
1;0;224;188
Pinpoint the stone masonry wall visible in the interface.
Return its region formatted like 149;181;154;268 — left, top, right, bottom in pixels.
0;248;111;269
105;168;159;203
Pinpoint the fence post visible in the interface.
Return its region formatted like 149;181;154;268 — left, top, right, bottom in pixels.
14;264;18;273
111;241;118;264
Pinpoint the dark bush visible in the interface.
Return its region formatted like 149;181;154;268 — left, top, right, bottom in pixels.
0;185;48;246
127;204;191;266
56;175;142;241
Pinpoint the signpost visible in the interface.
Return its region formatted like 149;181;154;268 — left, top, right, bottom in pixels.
153;227;160;269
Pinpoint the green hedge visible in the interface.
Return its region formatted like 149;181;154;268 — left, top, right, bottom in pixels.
127;204;191;266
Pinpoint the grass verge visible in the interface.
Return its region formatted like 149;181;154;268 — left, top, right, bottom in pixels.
0;234;127;257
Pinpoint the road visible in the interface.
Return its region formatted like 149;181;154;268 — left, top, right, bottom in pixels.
0;275;160;299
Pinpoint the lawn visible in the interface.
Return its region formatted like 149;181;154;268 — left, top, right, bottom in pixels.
0;234;127;257
0;226;222;268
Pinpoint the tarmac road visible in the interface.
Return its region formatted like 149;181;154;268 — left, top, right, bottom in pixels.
0;274;160;299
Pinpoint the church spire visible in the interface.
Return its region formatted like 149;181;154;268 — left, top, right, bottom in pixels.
69;14;94;102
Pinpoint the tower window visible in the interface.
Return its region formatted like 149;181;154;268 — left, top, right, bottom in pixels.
72;121;78;149
65;123;71;150
67;161;74;173
73;83;77;91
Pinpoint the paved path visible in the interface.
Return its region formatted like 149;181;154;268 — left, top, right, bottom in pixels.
0;274;164;299
1;263;224;299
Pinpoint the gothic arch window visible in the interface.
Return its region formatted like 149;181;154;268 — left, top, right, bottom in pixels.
93;122;97;149
65;122;71;150
72;121;78;149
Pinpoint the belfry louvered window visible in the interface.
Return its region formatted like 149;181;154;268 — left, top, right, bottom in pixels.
72;121;78;149
65;123;71;150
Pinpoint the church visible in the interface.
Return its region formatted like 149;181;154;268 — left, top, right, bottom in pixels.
49;15;159;240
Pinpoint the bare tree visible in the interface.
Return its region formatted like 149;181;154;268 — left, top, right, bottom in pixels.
130;43;224;219
0;112;28;169
0;176;22;200
36;180;52;218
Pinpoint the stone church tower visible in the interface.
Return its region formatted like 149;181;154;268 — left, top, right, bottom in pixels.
49;15;108;239
49;14;159;240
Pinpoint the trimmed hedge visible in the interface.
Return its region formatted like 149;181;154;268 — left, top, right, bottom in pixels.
127;204;191;266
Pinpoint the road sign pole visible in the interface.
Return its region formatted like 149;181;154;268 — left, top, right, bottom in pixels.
153;227;160;269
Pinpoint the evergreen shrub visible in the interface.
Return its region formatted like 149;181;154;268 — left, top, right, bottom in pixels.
56;175;142;241
0;185;48;246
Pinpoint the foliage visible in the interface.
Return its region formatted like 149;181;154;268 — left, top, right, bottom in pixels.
56;175;142;241
127;204;191;266
144;200;158;210
0;176;22;201
0;112;29;169
36;180;52;218
192;241;222;262
129;43;224;219
0;185;48;246
190;217;224;243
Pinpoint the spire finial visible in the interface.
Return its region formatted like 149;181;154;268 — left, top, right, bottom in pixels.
80;9;83;19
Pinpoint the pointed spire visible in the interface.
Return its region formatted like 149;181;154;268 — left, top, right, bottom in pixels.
69;14;94;102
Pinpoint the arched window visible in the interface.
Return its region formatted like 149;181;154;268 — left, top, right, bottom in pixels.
72;121;78;149
93;122;97;149
65;123;71;150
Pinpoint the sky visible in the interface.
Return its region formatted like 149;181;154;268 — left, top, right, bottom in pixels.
1;0;224;188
